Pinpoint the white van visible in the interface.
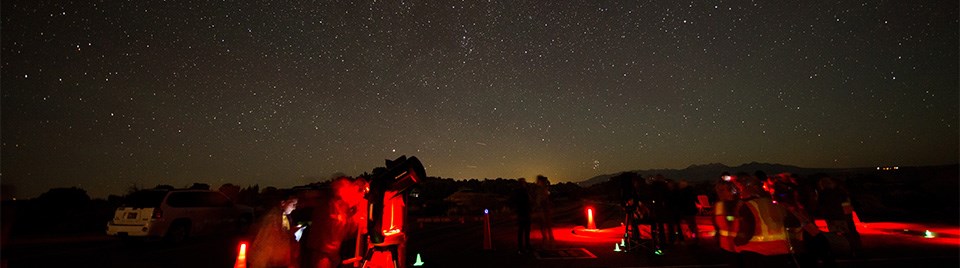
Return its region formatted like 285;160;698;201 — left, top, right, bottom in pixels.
106;189;254;241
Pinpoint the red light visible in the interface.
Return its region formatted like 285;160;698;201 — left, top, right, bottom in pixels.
234;242;247;268
378;190;405;240
586;207;596;230
152;208;163;219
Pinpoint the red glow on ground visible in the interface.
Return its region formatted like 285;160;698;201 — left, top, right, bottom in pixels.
560;219;959;248
561;225;623;244
852;222;960;246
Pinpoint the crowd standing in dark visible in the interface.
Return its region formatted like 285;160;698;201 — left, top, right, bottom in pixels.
508;175;557;254
613;170;862;268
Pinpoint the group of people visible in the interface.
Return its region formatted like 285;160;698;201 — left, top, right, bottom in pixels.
619;173;702;250
248;177;369;268
509;175;555;254
713;171;862;268
246;156;425;268
244;169;863;267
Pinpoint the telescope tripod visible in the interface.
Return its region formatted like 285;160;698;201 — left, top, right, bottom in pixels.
623;211;664;254
359;243;403;268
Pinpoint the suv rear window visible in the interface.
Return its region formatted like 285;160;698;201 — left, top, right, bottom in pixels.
166;191;232;208
124;190;168;208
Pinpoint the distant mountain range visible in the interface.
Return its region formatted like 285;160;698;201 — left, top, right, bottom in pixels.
576;162;877;187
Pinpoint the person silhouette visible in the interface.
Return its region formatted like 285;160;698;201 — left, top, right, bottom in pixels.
533;175;555;247
508;178;532;254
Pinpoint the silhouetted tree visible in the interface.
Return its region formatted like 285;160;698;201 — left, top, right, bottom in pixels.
259;186;285;210
36;187;90;205
549;181;583;200
219;183;241;201
237;185;260;206
29;187;91;233
154;184;175;190
125;184;142;195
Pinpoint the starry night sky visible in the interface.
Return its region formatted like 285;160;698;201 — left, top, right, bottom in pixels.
2;0;957;199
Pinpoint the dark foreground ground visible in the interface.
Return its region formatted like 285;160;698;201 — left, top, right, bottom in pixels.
3;202;958;268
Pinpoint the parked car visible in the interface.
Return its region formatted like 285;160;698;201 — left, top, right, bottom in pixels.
106;189;254;241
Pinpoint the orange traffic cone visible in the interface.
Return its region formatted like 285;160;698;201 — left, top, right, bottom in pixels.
234;242;247;268
587;208;597;230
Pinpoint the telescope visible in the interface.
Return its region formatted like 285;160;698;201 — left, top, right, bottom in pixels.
366;155;425;244
351;155;425;268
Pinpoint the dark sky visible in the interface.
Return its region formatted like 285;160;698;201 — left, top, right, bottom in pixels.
3;0;957;199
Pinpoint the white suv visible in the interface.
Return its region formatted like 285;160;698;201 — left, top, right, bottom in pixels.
106;189;254;241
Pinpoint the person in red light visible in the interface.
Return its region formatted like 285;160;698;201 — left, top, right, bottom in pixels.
817;176;862;257
249;193;300;268
301;177;368;268
732;173;796;268
772;173;836;268
713;175;741;268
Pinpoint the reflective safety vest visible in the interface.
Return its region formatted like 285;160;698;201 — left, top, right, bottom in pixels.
713;201;737;252
735;198;790;255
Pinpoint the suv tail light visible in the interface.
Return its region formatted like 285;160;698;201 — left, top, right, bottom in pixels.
153;208;163;219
